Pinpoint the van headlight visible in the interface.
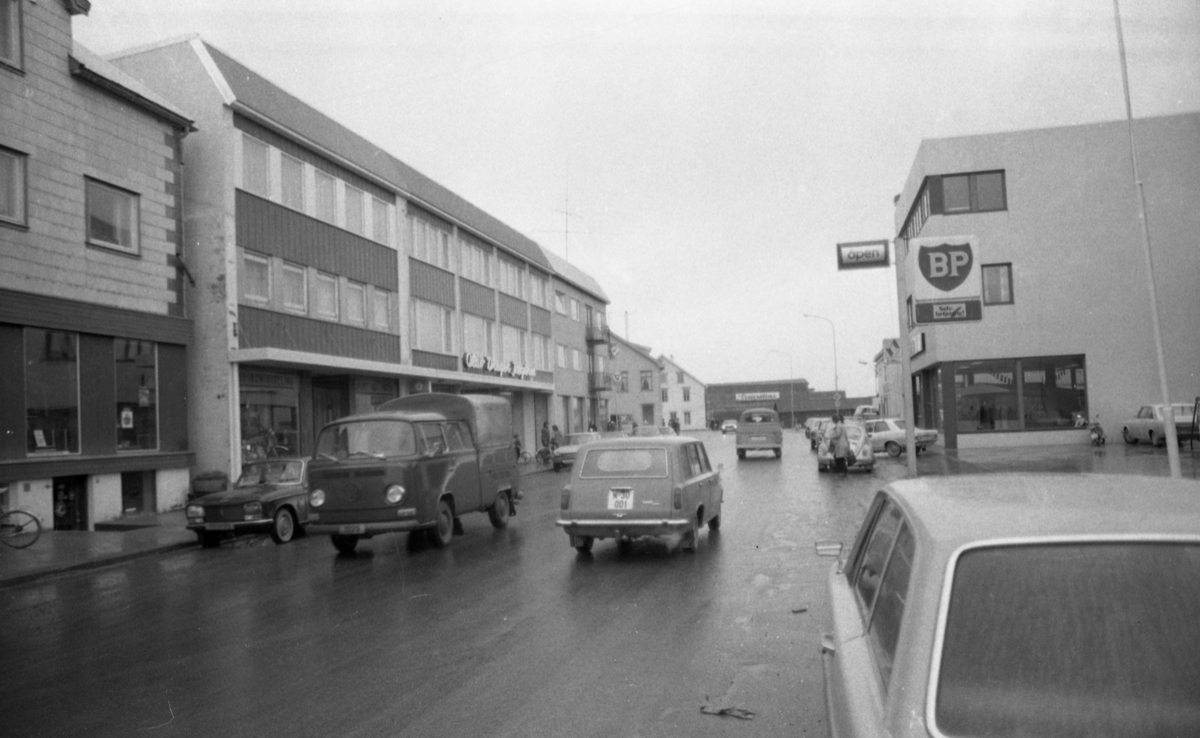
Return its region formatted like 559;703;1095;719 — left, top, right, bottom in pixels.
186;504;204;520
385;485;406;504
310;489;325;507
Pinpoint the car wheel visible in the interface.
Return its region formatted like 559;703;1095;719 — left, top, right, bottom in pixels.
886;441;902;457
552;463;561;472
428;498;455;548
574;535;594;553
1149;431;1158;447
708;513;721;531
487;491;511;529
331;534;358;554
198;531;222;548
269;507;296;544
1122;427;1137;445
681;526;697;552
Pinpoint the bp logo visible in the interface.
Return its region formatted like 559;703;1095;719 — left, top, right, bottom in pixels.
918;242;973;292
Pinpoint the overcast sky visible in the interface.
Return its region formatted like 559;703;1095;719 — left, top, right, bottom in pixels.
75;1;1199;397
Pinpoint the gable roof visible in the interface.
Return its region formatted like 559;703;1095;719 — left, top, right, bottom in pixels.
70;42;194;130
657;355;704;386
541;247;608;303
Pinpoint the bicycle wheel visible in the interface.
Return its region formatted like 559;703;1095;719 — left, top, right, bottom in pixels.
0;510;41;549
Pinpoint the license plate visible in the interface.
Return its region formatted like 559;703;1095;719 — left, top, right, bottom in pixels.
338;525;366;535
607;489;633;510
752;436;767;442
207;522;234;531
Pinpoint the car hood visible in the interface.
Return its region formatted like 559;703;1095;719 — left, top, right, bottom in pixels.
195;484;304;504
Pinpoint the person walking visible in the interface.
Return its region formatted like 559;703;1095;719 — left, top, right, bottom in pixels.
828;414;850;476
540;421;551;450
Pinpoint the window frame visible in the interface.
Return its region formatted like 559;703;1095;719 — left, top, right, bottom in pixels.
241;133;271;199
280;262;308;313
280;152;305;211
345;280;366;326
372;288;391;331
85;178;140;255
938;170;1007;216
242;251;271;303
0;145;27;226
982;262;1014;305
555;292;567;315
0;0;23;71
314;271;339;321
344;184;365;235
314;169;336;224
113;338;159;452
371;196;390;245
25;328;80;455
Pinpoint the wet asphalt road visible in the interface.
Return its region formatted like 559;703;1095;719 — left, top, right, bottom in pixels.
0;431;908;738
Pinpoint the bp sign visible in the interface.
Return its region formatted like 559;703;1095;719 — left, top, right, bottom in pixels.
907;235;981;324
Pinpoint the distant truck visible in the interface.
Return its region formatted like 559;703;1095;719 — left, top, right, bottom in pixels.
305;393;520;553
736;407;783;459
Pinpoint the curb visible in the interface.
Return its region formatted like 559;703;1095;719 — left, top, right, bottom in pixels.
0;540;198;591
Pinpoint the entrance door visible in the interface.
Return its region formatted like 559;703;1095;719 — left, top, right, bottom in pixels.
121;470;156;515
53;475;88;531
313;386;345;441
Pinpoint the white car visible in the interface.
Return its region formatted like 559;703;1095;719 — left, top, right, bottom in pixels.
1121;403;1197;446
863;418;938;457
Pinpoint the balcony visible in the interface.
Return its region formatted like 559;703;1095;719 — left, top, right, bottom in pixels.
585;324;610;344
588;372;613;392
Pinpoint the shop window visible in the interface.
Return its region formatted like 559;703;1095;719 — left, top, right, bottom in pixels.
955;359;1017;433
955;355;1087;433
983;263;1013;305
114;339;158;451
1;146;26;226
241;134;270;198
242;251;270;303
85;178;139;254
1022;356;1087;429
240;370;300;458
280;153;304;210
25;329;79;454
1;0;21;69
314;170;336;224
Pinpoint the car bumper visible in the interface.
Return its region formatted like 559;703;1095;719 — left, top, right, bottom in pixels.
187;519;270;533
557;517;691;539
305;508;422;537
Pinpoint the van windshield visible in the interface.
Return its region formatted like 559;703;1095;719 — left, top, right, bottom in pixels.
316;420;416;460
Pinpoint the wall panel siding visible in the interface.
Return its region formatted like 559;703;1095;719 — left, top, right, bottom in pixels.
499;294;528;328
409;259;456;307
460;279;496;318
236;191;398;290
412;350;458;372
239;306;402;363
530;306;552;335
0;289;192;345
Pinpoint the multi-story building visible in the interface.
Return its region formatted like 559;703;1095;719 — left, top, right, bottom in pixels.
657;356;706;431
707;380;868;428
606;332;661;430
109;36;559;479
872;338;903;418
893;113;1200;449
0;1;195;529
543;249;610;433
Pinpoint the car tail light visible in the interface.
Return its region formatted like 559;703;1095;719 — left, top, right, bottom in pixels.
310;489;325;508
385;484;406;504
560;486;571;510
672;485;683;510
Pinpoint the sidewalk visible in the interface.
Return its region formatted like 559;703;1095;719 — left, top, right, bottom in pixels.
3;445;1196;590
0;462;553;590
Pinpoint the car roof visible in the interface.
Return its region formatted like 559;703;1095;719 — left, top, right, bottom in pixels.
579;436;697;450
884;474;1200;548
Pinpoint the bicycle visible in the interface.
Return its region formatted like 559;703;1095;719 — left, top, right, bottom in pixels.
535;445;555;465
0;509;42;549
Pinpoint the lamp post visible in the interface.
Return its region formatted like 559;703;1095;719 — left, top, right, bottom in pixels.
769;349;795;429
804;313;840;411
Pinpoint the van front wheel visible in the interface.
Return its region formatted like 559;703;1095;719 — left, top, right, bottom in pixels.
428;499;455;548
331;534;358;554
488;491;511;529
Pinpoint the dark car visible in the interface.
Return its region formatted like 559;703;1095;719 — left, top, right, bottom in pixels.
186;458;311;547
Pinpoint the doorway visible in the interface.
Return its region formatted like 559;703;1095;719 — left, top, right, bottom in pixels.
53;475;88;531
121;470;156;516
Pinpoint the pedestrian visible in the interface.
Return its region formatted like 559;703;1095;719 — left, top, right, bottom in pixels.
669;416;680;435
551;424;564;448
631;421;639;434
541;421;550;450
829;414;850;476
588;422;597;432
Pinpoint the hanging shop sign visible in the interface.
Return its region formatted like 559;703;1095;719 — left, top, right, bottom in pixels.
908;235;982;324
462;352;537;381
836;239;890;270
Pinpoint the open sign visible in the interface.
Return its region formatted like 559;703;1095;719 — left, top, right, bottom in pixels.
837;240;890;270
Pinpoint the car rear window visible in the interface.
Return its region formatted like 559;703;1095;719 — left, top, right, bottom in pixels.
741;412;777;424
935;542;1200;737
579;448;669;479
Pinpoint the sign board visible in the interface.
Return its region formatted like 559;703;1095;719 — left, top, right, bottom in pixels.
837;240;889;270
735;392;780;402
907;235;982;324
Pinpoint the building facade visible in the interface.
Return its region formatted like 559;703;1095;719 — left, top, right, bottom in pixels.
0;1;195;529
872;338;903;419
657;356;706;431
110;37;562;480
707;380;868;428
893;113;1200;449
543;249;610;433
606;332;661;430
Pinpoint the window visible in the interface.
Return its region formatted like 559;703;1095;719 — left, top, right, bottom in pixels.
114;339;157;451
241;134;270;198
498;259;525;298
954;359;1015;432
1021;356;1087;429
463;313;494;356
280;153;304;210
683;387;691;402
314;170;336;224
532;333;550;371
345;281;366;325
1;0;21;69
372;288;391;330
556;344;567;369
640;371;653;391
25;329;79;454
870;522;914;688
314;272;339;320
617;371;629;392
940;170;1006;214
661;388;669;402
982;263;1013;305
242;251;270;302
676;371;684;383
569;298;579;321
571;348;581;371
411;213;453;270
85;179;139;254
530;273;548;308
954;355;1087;433
344;185;364;235
555;292;567;315
684;412;692;425
461;238;492;285
411;298;454;354
502;325;526;365
281;262;307;313
0;146;26;225
371;197;390;244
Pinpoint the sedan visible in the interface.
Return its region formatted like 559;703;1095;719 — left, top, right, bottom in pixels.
817;474;1200;738
1121;403;1197;446
552;431;603;471
631;425;677;437
186;458;311;546
557;436;722;554
817;424;874;472
721;420;738;434
863;418;938;457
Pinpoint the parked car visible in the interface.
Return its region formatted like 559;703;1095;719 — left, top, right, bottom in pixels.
736;407;782;459
1121;402;1197;446
186;457;311;547
863;418;938;457
557;436;723;554
810;418;833;450
631;425;677;437
552;431;603;471
852;405;881;423
816;474;1200;738
816;422;874;472
804;417;830;439
721;419;738;434
305;393;520;552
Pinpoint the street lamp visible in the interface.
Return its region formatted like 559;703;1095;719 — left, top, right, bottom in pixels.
804;313;840;411
769;349;795;428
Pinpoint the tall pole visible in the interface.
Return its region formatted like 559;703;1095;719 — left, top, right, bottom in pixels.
804;314;840;411
894;241;918;476
1113;0;1180;477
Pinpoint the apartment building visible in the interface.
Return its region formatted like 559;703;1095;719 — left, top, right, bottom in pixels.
657;355;706;431
543;249;610;433
606;332;661;430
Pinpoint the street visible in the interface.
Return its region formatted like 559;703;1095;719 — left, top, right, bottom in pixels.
0;430;906;738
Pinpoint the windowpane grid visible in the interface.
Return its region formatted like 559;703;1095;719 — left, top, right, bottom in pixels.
242;135;270;197
86;180;138;253
281;154;304;210
0;147;25;223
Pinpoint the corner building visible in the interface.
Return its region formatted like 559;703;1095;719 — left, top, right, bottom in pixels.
894;113;1200;449
0;1;195;528
111;36;558;481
